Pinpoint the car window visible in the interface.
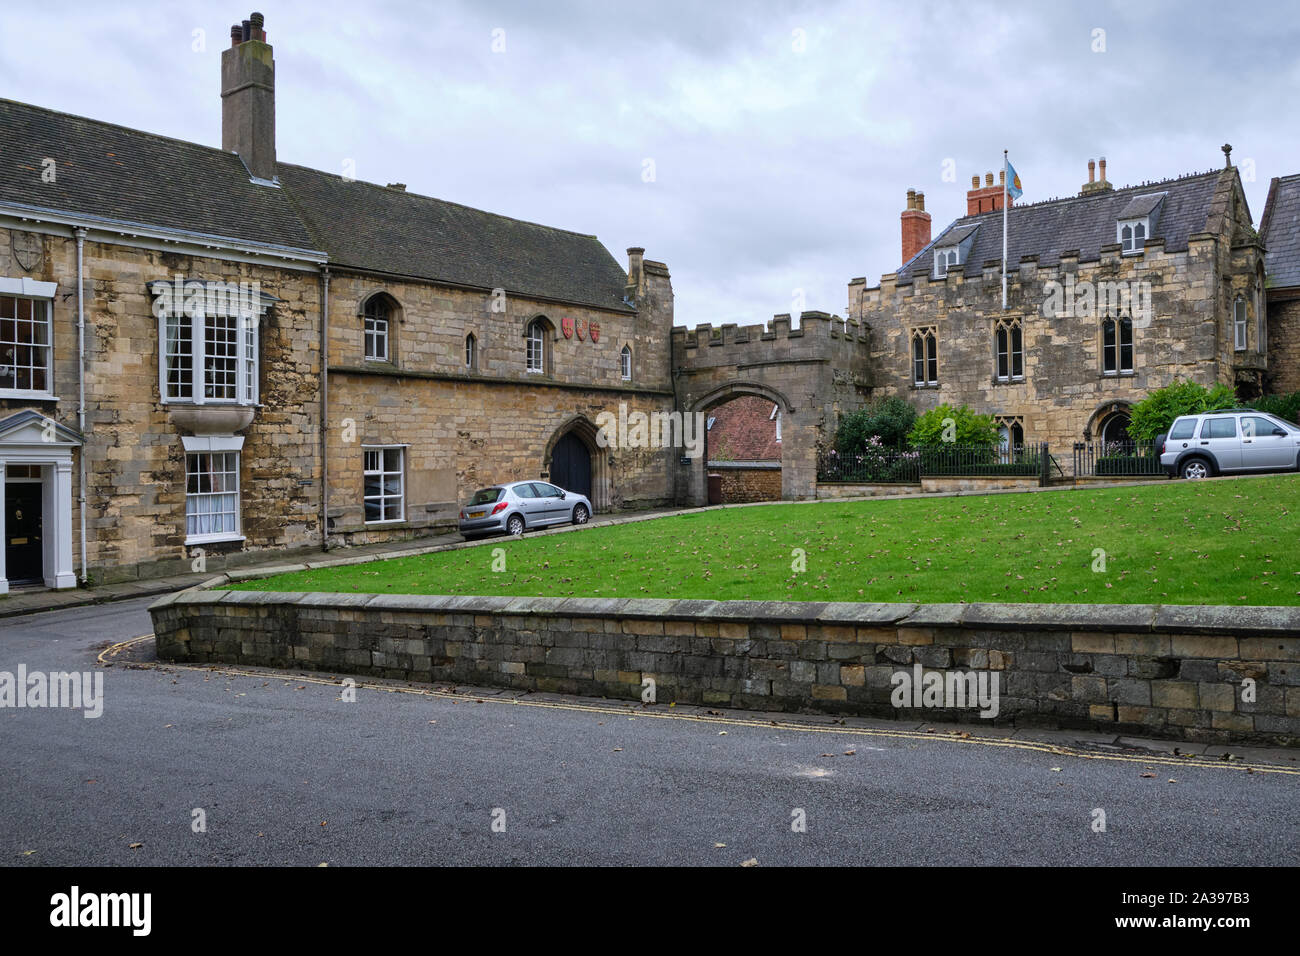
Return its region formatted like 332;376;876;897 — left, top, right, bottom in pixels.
1167;418;1197;440
1202;417;1237;439
1242;416;1278;437
469;487;502;505
533;483;561;497
513;483;536;499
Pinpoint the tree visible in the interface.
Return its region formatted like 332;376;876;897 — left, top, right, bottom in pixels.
1128;380;1238;440
835;396;917;453
907;403;1000;447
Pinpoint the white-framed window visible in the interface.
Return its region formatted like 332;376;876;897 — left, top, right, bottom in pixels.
465;332;477;371
1102;316;1134;375
1255;283;1265;354
771;402;782;442
364;297;390;361
1234;296;1247;351
934;248;959;278
994;318;1024;382
912;327;938;386
363;446;404;523
620;344;632;380
1118;218;1147;254
185;451;240;542
526;320;546;373
0;293;53;397
154;282;260;405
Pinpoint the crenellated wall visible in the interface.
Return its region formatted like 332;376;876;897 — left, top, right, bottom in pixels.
671;311;873;503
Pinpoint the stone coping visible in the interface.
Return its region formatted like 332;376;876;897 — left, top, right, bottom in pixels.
150;586;1300;635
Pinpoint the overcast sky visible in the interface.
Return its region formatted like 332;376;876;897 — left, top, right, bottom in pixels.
2;1;1296;325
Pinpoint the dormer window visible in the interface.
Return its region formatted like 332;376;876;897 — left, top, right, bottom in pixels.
1115;192;1165;255
932;223;979;279
1118;219;1147;254
935;248;959;277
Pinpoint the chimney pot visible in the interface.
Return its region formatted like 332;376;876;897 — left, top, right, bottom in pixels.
985;172;994;187
1088;159;1095;183
916;191;925;212
971;175;980;188
241;19;251;41
1099;156;1107;181
906;187;916;210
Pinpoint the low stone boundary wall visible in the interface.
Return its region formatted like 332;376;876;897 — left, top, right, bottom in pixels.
815;482;920;498
149;591;1300;746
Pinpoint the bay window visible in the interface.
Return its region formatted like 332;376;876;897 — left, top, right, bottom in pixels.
152;279;262;405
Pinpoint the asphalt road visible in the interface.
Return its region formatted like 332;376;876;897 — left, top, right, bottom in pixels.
0;596;1296;867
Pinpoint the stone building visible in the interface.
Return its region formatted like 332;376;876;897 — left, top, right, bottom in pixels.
847;151;1270;449
0;12;675;591
1262;173;1300;395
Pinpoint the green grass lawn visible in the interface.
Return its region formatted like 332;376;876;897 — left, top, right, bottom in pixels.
230;475;1300;605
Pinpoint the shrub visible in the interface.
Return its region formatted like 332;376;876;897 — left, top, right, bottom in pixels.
1129;381;1238;441
835;396;916;453
1248;392;1300;424
907;403;1000;448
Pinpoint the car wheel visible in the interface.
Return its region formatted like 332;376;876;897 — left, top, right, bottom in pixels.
506;514;526;536
1181;458;1210;480
572;504;590;525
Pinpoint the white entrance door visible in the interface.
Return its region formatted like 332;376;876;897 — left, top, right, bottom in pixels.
0;411;81;592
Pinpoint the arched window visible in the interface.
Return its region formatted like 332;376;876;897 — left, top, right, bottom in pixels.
363;296;390;362
620;345;631;381
1233;296;1247;351
911;327;937;386
526;319;547;373
993;318;1023;382
465;333;477;371
1102;316;1133;374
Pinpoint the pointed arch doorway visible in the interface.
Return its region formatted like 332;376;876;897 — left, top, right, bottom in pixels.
550;431;592;500
543;416;610;512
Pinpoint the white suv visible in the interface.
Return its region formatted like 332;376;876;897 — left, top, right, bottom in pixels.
1159;409;1300;479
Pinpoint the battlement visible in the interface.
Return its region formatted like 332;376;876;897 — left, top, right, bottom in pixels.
671;310;869;351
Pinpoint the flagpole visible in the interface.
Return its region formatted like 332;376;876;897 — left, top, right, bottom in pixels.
1002;149;1008;310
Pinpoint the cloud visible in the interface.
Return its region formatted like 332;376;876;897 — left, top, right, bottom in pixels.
2;0;1294;327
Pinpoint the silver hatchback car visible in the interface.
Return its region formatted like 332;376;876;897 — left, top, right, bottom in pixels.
458;480;593;538
1159;409;1300;479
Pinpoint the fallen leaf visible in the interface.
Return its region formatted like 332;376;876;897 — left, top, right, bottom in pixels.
128;843;143;849
843;750;856;756
714;843;726;848
612;747;623;752
1141;772;1156;778
740;858;759;867
1051;767;1062;772
718;731;727;736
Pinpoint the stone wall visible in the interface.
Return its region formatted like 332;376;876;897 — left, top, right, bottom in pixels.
0;229;322;583
815;482;921;499
1267;294;1300;396
151;590;1300;746
709;464;781;502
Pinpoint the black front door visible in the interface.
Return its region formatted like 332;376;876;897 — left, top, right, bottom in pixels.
5;482;42;584
550;432;592;500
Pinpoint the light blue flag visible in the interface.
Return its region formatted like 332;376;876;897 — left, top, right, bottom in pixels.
1005;159;1023;199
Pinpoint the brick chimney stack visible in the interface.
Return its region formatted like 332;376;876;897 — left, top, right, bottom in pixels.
966;170;1011;215
222;11;276;183
901;188;932;263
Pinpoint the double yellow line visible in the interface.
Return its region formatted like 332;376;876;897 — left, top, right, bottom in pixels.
101;635;1300;777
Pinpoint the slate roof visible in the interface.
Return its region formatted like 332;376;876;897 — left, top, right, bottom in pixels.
0;98;316;252
1261;173;1300;289
0;98;633;312
895;170;1226;285
278;164;633;311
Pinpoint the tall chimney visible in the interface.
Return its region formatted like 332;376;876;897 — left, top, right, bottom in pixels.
901;188;931;263
222;11;276;182
626;247;646;304
967;170;1010;215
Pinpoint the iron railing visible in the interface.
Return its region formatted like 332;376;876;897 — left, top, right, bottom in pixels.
1073;440;1165;477
818;442;1051;484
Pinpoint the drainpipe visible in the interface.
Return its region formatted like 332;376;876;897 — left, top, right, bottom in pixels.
320;267;330;551
75;227;88;584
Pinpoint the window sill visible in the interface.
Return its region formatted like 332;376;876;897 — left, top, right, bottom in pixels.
0;390;58;402
1101;371;1136;378
364;519;406;527
911;383;940;390
185;534;245;546
992;377;1026;385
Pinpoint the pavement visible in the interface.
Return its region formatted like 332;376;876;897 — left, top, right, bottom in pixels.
0;596;1296;866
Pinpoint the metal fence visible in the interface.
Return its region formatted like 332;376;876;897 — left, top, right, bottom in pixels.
817;443;1051;484
1072;441;1165;478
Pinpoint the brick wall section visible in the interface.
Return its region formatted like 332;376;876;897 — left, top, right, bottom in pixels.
151;591;1300;746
